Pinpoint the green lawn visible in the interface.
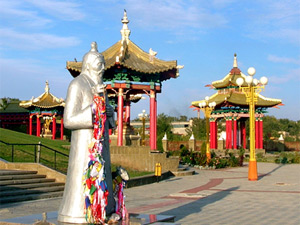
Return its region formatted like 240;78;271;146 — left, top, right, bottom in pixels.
0;128;152;177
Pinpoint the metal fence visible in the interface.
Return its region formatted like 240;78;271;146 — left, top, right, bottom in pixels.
0;140;69;174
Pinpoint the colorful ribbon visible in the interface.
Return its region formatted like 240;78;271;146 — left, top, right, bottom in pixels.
83;95;107;224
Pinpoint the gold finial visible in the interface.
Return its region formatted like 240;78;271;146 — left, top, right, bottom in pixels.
120;9;131;43
45;81;49;93
233;53;238;68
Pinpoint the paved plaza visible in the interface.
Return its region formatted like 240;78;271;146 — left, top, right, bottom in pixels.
1;162;300;224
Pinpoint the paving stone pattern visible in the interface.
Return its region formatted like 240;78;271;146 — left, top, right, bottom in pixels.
1;163;299;225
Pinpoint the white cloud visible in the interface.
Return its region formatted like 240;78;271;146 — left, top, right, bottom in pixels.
26;0;85;21
0;28;80;50
268;55;300;65
0;0;52;27
128;0;228;30
268;68;300;84
245;0;300;45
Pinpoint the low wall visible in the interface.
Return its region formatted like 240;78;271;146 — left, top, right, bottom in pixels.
110;146;179;172
167;140;204;151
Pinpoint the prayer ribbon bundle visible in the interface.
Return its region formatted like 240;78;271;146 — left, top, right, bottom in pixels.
83;95;107;224
112;168;129;219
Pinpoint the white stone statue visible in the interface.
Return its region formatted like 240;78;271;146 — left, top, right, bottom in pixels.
58;42;115;223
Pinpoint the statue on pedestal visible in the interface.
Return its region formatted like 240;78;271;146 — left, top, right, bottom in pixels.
58;42;115;224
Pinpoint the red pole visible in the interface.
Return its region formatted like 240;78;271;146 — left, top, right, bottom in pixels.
215;120;218;149
37;115;41;137
228;119;232;149
233;119;237;149
255;118;259;149
29;115;32;135
52;116;56;140
150;90;157;150
117;88;124;146
260;118;263;149
125;100;130;124
60;117;64;140
241;120;246;149
209;121;213;149
225;120;228;149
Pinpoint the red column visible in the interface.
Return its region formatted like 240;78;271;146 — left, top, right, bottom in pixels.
259;118;263;149
36;115;41;137
117;88;124;146
225;120;229;149
210;121;213;149
215;120;218;149
255;118;259;149
125;99;131;124
241;120;246;149
233;119;237;149
29;115;33;135
60;117;64;140
150;90;157;150
52;116;56;140
228;118;232;149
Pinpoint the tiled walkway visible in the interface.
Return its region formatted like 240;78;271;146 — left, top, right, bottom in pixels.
1;163;300;224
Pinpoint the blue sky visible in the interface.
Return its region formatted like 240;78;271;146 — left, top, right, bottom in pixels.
0;0;299;121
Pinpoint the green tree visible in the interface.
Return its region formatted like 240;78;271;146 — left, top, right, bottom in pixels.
186;117;206;140
156;113;173;151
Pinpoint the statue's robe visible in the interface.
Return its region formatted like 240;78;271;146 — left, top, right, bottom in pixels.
58;74;115;223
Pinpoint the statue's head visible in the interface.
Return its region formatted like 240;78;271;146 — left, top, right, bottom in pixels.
81;42;105;77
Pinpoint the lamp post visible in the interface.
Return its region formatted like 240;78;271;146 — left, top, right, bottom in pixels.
199;97;216;162
236;67;268;181
138;110;148;146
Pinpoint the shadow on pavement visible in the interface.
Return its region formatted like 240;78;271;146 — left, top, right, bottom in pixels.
160;186;239;222
258;164;283;180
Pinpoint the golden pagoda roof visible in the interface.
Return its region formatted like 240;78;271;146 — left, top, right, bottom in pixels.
212;54;248;89
191;90;282;109
19;81;65;109
67;40;178;75
66;10;181;80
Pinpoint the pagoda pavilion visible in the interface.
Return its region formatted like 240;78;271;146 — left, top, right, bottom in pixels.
191;54;282;151
66;10;182;150
19;81;65;140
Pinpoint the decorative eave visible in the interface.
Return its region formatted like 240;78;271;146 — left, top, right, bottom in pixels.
66;10;182;81
191;91;282;109
19;81;65;109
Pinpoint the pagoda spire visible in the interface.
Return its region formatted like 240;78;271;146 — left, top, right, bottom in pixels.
45;80;49;93
233;53;238;68
120;9;131;44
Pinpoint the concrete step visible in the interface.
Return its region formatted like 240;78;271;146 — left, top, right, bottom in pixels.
0;191;64;204
0;170;37;176
171;165;195;176
1;185;65;197
0;177;56;186
0;174;46;181
0;181;65;192
0;169;65;204
171;170;195;176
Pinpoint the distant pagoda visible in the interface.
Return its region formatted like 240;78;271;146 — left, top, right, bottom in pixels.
66;10;182;150
19;81;65;140
191;54;282;151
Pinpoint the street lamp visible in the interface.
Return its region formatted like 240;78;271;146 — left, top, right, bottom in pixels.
138;110;148;146
236;67;268;181
199;97;216;162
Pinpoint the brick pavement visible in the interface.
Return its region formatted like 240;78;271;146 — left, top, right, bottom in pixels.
1;162;299;224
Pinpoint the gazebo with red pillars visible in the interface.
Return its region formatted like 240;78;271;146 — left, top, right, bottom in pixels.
65;11;182;150
191;54;282;152
19;81;65;140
